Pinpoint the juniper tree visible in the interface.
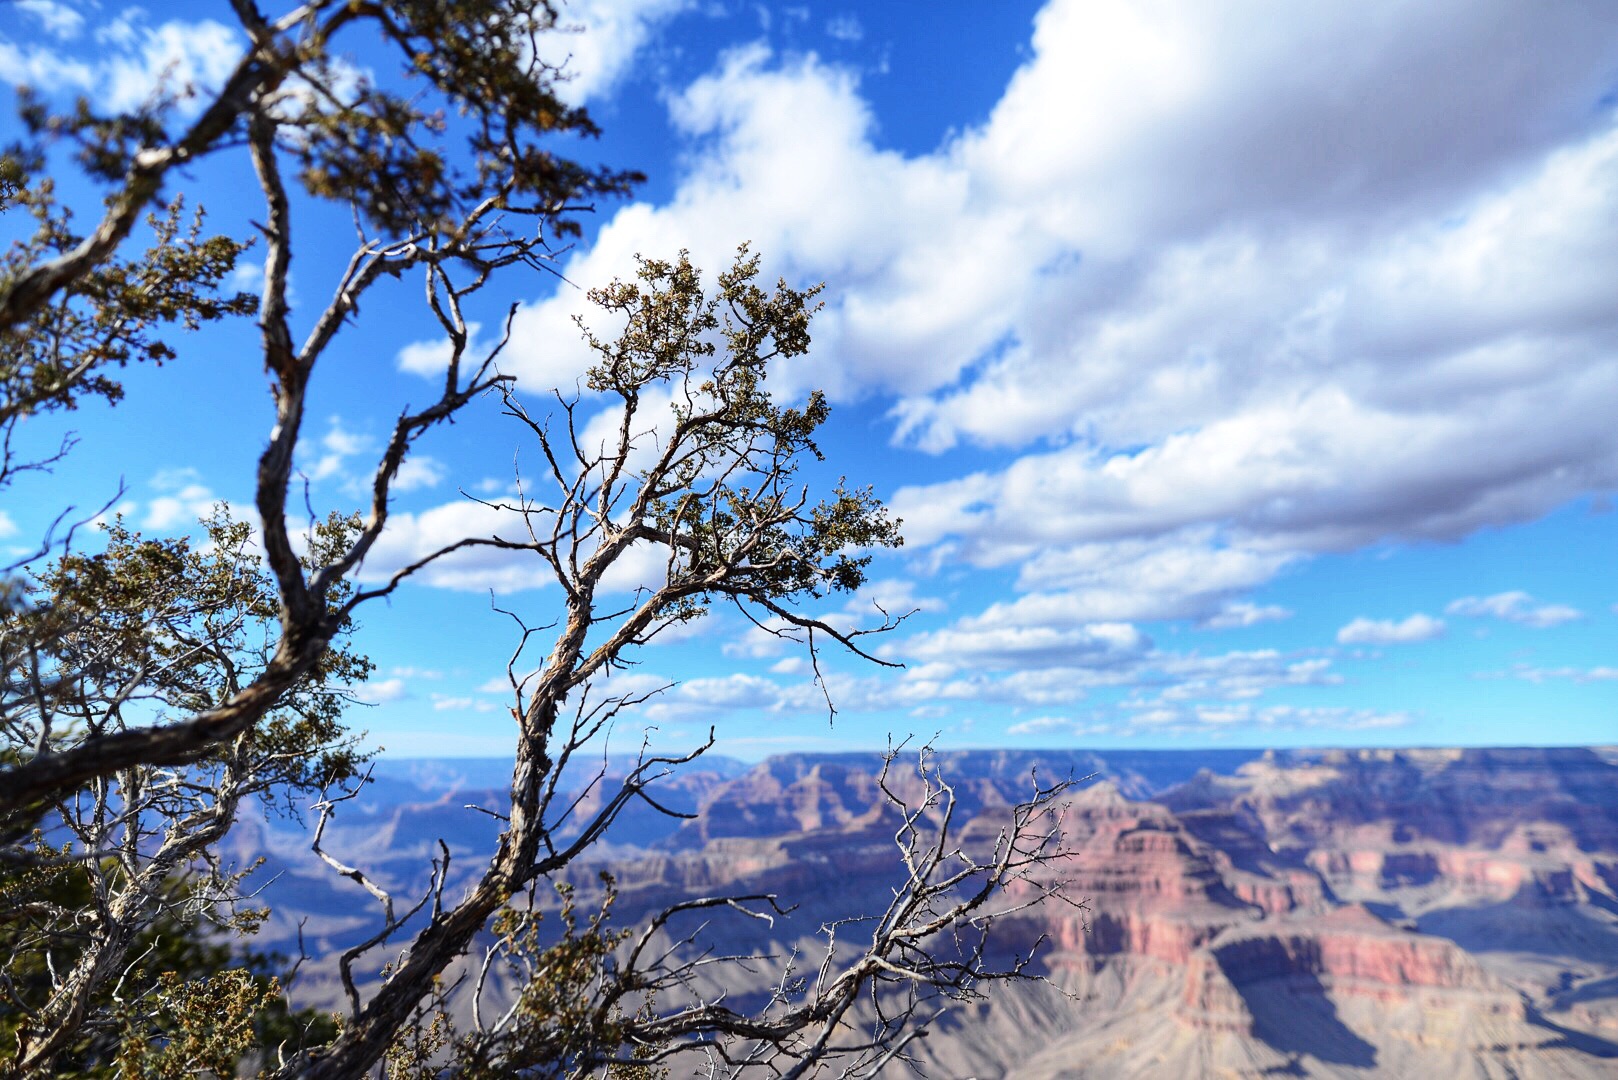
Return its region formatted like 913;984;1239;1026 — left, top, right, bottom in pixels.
0;4;1077;1077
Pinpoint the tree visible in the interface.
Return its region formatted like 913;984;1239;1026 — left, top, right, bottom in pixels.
0;510;368;1075
0;3;1077;1077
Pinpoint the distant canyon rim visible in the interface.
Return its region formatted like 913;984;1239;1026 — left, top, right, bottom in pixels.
233;746;1618;1078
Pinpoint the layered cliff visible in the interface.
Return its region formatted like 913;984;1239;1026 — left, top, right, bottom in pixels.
248;746;1618;1077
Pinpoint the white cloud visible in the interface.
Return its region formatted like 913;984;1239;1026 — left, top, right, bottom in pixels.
358;498;556;593
544;0;695;104
1153;649;1339;701
142;469;220;531
1136;702;1411;735
101;16;242;115
478;673;520;696
0;511;17;540
396;323;491;377
1010;532;1297;623
676;673;783;709
305;418;372;484
1200;601;1292;630
16;1;84;40
1005;714;1116;739
0;37;93;92
388;666;444;680
359;677;409;705
905;603;1150;671
94;9;142;48
430;694;497;713
358;495;681;596
773;663;1113;714
491;1;1618;638
862;574;1339;714
291;419;441;496
1445;590;1583;628
825;15;862;43
1336;613;1445;645
392;455;447;492
1482;664;1618;685
722;616;795;660
841;577;945;624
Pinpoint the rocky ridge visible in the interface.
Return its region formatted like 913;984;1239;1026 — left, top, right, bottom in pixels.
248;747;1618;1077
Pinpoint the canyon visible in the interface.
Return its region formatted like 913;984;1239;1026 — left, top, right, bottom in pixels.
235;746;1618;1077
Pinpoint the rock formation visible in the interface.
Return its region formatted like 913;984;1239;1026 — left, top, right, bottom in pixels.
245;746;1618;1077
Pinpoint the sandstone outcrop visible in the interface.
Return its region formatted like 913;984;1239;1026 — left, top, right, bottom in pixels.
246;746;1618;1077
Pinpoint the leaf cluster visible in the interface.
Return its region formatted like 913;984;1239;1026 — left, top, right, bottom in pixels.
291;0;642;239
4;508;372;804
10;1;638;249
0;852;336;1078
587;249;901;612
0;181;254;483
387;876;666;1080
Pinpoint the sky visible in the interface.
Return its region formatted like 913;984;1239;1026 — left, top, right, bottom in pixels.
2;0;1617;759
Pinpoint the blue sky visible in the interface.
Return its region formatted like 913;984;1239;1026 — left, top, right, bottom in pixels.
3;0;1617;758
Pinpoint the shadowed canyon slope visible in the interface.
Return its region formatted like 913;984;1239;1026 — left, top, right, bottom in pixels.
240;747;1618;1077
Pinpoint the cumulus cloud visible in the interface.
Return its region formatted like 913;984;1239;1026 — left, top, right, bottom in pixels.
357;498;555;593
103;15;240;114
357;495;679;595
392;455;447;492
1136;702;1411;735
143;468;221;531
470;0;1618;642
395;323;496;377
904;603;1150;671
543;0;695;104
389;666;444;680
2;10;245;115
841;577;945;623
676;673;783;709
430;694;497;713
1446;590;1583;628
825;15;863;43
304;418;372;484
1011;532;1297;623
6;0;682;133
62;0;1600;737
15;1;84;40
1153;649;1339;701
1336;613;1446;645
0;36;92;93
1004;715;1115;738
359;677;409;705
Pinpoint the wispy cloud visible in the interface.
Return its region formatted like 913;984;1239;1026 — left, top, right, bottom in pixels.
1336;613;1445;645
1446;591;1582;628
1479;664;1618;685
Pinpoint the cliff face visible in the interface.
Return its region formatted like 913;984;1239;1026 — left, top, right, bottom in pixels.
248;747;1618;1078
599;747;1618;1077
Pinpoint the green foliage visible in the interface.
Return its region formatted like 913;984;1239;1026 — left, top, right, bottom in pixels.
10;1;637;246
288;0;642;239
0;505;367;1074
0;1;933;1073
8;507;371;794
116;969;281;1080
584;248;902;609
0;850;337;1078
386;876;667;1080
0;179;254;432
